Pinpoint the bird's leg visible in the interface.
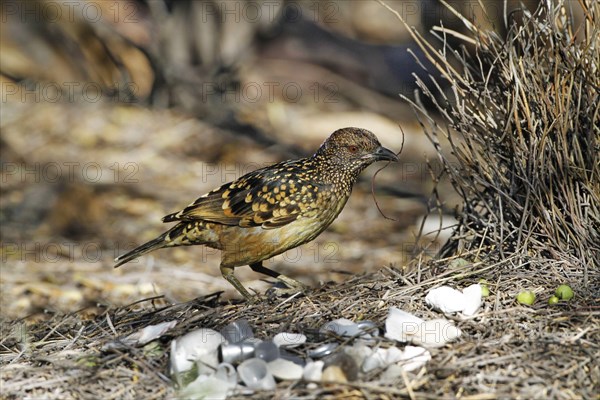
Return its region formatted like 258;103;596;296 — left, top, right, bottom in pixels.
249;262;306;291
219;265;256;302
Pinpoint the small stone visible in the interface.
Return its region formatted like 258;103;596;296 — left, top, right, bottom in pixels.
177;374;234;400
343;343;372;371
170;328;227;378
323;352;358;381
362;348;387;373
308;342;339;358
425;286;466;313
415;319;461;347
461;284;482;316
238;358;276;390
398;346;431;372
303;361;324;381
273;332;307;348
384;308;424;343
321;365;347;383
321;318;362;337
220;319;254;343
267;358;304;381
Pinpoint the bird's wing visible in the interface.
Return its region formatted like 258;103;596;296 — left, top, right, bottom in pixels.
162;161;329;229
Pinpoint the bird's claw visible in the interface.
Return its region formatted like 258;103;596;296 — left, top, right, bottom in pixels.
265;283;306;300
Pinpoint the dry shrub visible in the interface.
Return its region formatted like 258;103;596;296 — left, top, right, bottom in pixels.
388;0;599;283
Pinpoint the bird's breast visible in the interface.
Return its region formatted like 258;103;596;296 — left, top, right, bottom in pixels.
219;192;350;267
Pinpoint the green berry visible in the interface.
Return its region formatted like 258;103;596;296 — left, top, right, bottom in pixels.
481;285;490;297
548;295;559;305
517;291;536;305
555;285;574;301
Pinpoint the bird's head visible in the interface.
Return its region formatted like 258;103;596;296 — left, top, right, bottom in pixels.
315;127;399;174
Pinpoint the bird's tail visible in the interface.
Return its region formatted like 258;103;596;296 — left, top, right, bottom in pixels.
114;222;207;268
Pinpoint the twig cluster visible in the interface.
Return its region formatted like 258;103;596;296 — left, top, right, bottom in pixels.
388;0;599;282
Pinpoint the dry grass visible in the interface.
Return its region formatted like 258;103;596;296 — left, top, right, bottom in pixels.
390;0;600;278
1;259;598;399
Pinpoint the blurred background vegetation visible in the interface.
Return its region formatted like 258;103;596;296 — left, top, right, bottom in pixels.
1;0;551;318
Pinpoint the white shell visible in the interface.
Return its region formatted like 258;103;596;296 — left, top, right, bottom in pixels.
267;358;304;380
461;284;483;316
362;346;405;373
378;346;432;380
177;374;235;400
425;286;466;313
384;307;461;348
124;320;177;346
362;348;387;373
273;332;307;348
321;318;361;337
384;346;404;364
425;285;482;316
238;358;276;390
398;346;431;372
414;319;461;347
380;363;405;381
343;343;372;370
214;363;237;385
384;308;424;343
170;328;227;376
303;361;324;381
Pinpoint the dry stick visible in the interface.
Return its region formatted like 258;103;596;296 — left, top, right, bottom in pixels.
371;125;405;221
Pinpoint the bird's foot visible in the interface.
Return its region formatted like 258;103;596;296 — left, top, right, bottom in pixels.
242;287;265;304
266;285;305;300
276;275;307;291
265;277;307;300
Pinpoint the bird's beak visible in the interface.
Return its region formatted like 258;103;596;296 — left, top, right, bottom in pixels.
371;146;399;162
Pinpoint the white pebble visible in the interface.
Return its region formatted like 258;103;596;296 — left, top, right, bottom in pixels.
267;358;304;381
170;328;227;376
461;284;483;316
302;361;324;381
425;286;466;313
273;332;307;348
398;346;431;372
414;319;461;347
384;308;424;343
238;358;276;390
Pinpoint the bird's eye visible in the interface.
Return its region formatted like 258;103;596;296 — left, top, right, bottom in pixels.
348;145;359;153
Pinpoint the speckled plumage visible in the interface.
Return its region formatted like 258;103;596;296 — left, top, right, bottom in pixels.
115;127;399;300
